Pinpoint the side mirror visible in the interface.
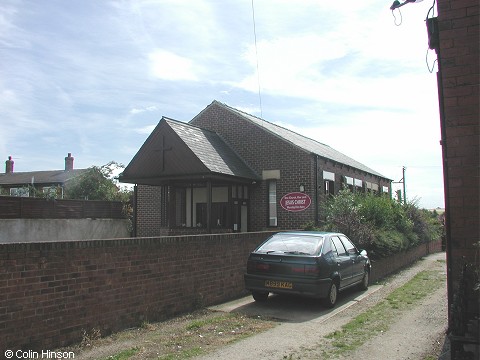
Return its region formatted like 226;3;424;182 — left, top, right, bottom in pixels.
359;249;368;256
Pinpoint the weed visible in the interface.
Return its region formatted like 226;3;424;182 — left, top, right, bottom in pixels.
101;347;139;360
80;328;101;348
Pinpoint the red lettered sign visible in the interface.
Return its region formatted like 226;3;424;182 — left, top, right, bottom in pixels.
280;192;311;212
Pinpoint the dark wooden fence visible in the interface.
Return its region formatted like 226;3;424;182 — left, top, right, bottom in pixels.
0;196;125;219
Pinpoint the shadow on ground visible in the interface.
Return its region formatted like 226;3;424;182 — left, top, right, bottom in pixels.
210;284;382;323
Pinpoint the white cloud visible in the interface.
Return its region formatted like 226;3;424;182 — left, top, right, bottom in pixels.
136;124;156;135
148;49;200;81
130;105;158;115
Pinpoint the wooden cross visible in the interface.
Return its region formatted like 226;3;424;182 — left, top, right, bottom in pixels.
154;135;172;172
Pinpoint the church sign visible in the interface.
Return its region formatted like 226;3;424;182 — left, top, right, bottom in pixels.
280;192;311;212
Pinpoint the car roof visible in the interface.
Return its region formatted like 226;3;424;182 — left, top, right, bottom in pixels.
273;231;341;237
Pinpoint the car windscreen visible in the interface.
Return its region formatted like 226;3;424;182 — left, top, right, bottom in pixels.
255;234;324;256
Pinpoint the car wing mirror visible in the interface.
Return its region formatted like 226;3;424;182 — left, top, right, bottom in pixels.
359;249;368;256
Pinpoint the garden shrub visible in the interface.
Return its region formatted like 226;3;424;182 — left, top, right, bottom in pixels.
313;189;443;260
369;229;407;259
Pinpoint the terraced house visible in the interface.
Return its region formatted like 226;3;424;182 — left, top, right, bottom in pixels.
120;101;391;236
0;153;86;198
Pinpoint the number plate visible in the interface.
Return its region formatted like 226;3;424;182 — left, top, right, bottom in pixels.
265;280;293;289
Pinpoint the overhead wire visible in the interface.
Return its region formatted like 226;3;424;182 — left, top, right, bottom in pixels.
425;0;438;72
426;0;436;19
392;8;403;26
251;0;263;118
426;48;438;73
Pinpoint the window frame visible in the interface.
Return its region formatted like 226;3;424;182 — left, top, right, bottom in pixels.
339;235;358;255
331;236;347;256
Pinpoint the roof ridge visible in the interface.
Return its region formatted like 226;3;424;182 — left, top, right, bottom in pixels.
213;100;332;149
164;116;218;135
0;168;87;175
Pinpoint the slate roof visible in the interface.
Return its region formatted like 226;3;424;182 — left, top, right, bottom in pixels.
213;100;389;179
165;118;260;180
0;169;88;187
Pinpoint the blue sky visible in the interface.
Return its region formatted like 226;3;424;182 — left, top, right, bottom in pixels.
0;0;444;208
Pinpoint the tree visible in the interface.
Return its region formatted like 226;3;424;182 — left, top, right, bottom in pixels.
64;161;132;202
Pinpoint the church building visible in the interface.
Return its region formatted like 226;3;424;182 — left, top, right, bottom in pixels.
120;100;391;236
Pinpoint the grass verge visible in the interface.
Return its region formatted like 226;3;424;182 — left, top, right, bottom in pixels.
318;268;446;358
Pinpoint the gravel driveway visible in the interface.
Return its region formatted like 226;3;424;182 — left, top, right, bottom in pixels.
198;251;448;360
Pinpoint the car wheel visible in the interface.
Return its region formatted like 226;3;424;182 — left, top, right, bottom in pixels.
358;269;370;290
359;269;369;291
252;291;269;302
323;281;338;308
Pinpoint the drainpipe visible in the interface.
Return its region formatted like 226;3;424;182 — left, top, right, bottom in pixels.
133;185;138;237
314;155;319;227
435;45;453;328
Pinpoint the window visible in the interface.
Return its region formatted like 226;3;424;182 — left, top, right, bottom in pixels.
10;187;30;197
175;187;186;227
268;180;277;226
255;233;324;256
323;171;335;196
339;235;358;255
354;179;363;193
331;236;347;256
343;176;354;192
324;180;334;196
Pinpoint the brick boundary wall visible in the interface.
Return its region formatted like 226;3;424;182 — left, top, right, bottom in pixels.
0;234;442;351
370;239;443;284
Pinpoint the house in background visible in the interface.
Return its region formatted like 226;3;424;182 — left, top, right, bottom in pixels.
0;153;87;198
120;101;391;236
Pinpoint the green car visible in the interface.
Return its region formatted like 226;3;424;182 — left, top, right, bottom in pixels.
244;231;370;308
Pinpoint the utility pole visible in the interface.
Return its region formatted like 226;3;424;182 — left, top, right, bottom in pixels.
393;166;407;204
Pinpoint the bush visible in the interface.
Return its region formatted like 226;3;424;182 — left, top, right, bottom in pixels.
320;190;375;250
369;229;408;259
316;190;443;260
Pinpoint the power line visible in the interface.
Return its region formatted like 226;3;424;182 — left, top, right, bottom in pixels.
251;0;263;118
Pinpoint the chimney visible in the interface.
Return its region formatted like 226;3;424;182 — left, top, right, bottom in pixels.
65;153;74;171
5;156;14;174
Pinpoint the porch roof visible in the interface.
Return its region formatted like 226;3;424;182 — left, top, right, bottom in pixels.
120;117;260;185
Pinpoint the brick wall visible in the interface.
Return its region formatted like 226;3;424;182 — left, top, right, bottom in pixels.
135;185;163;237
0;232;275;351
0;234;442;351
370;239;443;284
437;0;479;280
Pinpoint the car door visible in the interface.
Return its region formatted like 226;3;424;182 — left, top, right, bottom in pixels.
339;235;364;284
330;236;353;288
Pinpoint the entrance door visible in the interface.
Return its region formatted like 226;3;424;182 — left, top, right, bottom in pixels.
232;201;248;232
